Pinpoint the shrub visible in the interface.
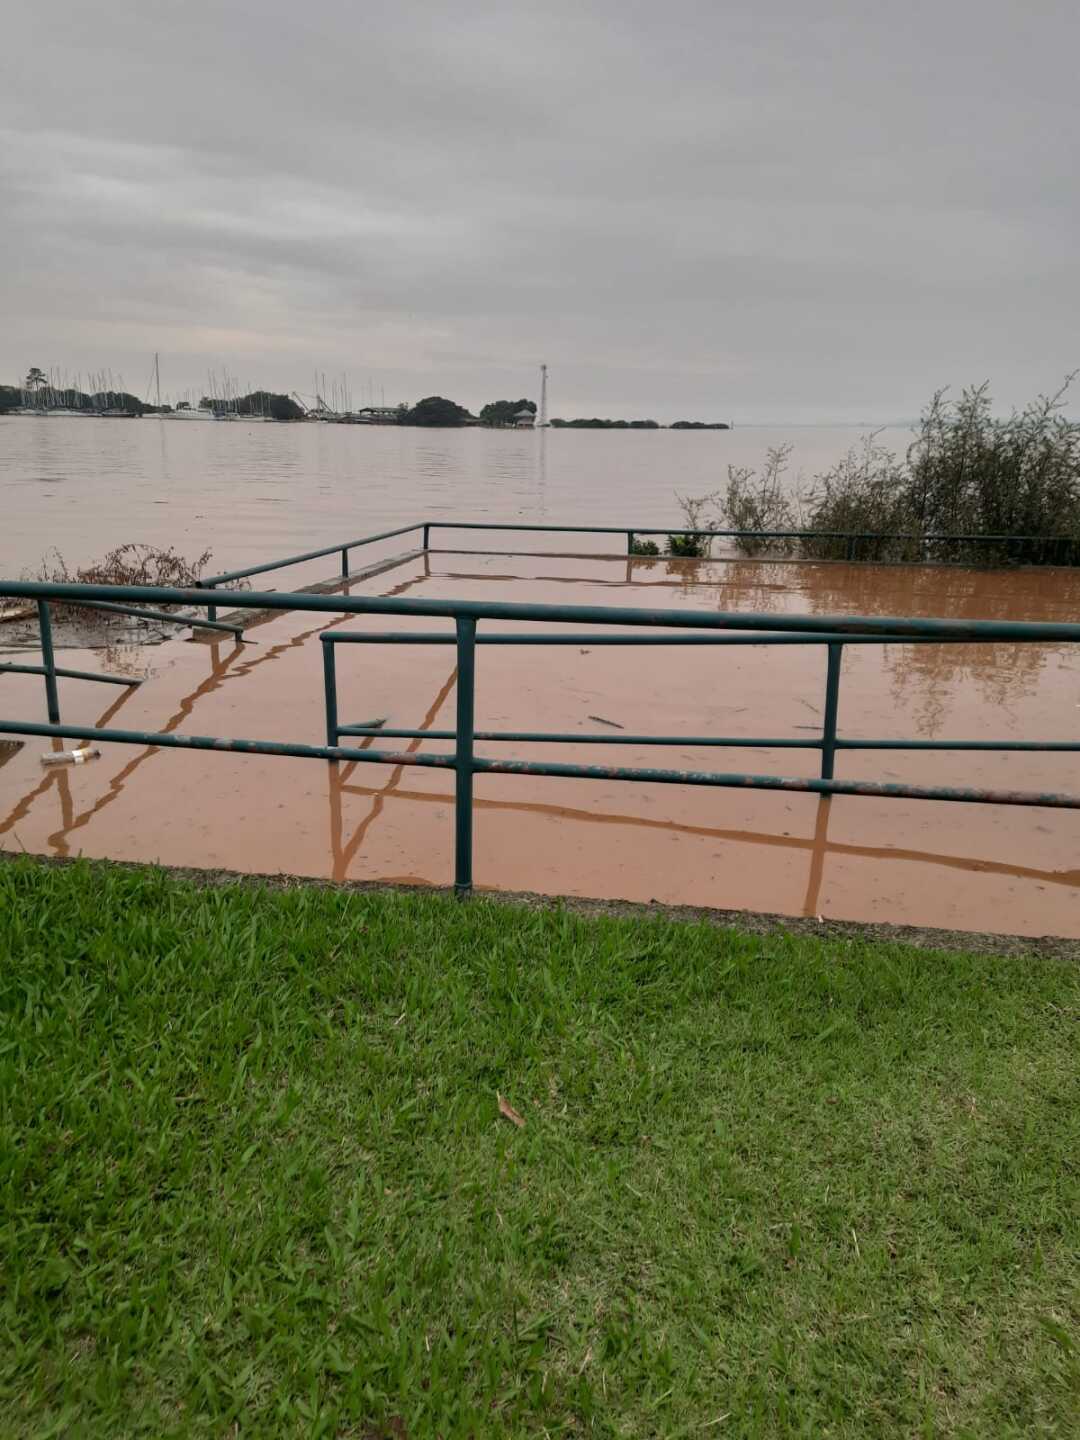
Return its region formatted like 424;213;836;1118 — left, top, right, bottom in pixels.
671;377;1080;566
800;434;917;561
722;444;799;555
906;378;1080;564
629;537;660;556
669;446;797;558
667;492;719;557
667;533;710;558
33;545;216;620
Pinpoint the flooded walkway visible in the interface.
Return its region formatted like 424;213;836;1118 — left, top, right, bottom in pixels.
2;548;1079;937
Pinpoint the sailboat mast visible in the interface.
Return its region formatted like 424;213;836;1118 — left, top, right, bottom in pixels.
538;364;549;428
154;352;161;409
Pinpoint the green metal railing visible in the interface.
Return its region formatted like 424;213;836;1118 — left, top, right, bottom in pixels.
424;521;1079;566
0;593;245;722
78;599;243;637
319;621;1080;892
3;577;1079;895
0;600;146;723
191;518;1080;622
197;523;427;620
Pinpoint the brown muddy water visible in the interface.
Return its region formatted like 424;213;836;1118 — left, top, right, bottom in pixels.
2;546;1078;937
0;415;912;577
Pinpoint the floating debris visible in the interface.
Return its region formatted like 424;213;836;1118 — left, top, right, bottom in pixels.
41;744;101;767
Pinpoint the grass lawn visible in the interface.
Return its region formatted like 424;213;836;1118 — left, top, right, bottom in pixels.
1;858;1077;1437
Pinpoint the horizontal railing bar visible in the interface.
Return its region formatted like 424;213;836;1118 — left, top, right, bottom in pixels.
469;758;1080;807
1;718;1077;809
335;726;823;747
199;524;425;586
427;522;1066;544
45;598;245;637
321;630;950;647
6;582;1079;642
0;662;141;687
0;718;430;765
836;738;1080;752
334;725;1080;753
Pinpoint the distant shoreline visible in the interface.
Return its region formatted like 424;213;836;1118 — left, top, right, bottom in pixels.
0;408;734;432
1;383;732;430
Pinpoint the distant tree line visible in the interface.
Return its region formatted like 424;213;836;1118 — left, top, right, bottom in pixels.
387;399;731;429
1;374;149;413
549;417;659;429
2;373;733;431
547;418;731;429
0;377;307;420
478;399;535;426
198;391;306;421
397;396;473;426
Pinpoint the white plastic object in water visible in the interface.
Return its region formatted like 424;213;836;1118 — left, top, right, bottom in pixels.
40;745;102;767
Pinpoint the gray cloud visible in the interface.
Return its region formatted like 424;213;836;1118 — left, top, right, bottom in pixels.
1;0;1076;420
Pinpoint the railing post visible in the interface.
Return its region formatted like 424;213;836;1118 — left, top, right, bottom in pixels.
321;638;339;749
422;524;430;551
821;642;843;780
205;584;217;624
341;547;349;579
627;531;635;555
454;616;477;895
37;600;60;726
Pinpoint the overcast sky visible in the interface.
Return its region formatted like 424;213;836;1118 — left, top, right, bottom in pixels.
1;0;1076;422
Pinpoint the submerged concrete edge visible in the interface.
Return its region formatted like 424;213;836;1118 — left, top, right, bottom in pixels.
2;850;1076;962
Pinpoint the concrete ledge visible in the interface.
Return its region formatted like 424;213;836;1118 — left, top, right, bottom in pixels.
199;547;426;635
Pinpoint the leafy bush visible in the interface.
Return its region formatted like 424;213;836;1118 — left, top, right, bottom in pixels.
667;493;718;557
673;377;1080;566
666;534;709;557
800;435;917;561
906;380;1080;564
722;445;799;556
629;537;660;556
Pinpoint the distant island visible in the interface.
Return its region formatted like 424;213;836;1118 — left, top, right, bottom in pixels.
391;400;731;430
545;418;729;430
549;417;659;429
